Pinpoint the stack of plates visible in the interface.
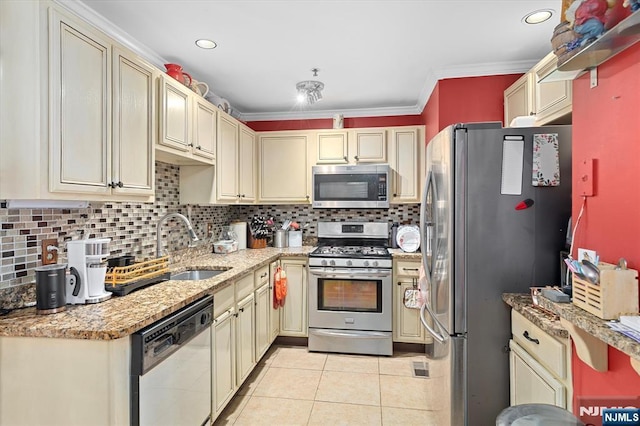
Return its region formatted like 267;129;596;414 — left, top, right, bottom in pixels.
396;225;420;253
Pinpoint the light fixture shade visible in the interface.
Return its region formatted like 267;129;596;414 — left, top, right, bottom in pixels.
296;80;325;105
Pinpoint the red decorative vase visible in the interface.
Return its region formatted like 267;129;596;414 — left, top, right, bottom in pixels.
164;63;192;86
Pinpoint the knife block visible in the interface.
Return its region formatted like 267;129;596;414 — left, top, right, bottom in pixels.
572;262;639;320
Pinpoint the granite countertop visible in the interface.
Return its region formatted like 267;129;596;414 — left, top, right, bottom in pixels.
0;246;313;341
503;293;640;362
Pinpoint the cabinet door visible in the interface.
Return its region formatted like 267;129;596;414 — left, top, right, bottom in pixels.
255;283;271;361
504;72;535;127
317;131;348;164
192;97;216;161
112;47;154;196
533;52;572;125
239;124;256;202
353;128;386;163
49;9;111;194
212;309;235;419
509;340;565;408
258;134;310;203
158;74;191;152
217;111;240;201
269;261;280;342
235;293;255;386
279;259;308;337
393;279;426;343
390;128;421;203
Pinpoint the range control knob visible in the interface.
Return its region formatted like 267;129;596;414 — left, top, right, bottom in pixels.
346;260;353;267
363;260;370;267
321;259;328;266
329;260;336;266
372;261;379;267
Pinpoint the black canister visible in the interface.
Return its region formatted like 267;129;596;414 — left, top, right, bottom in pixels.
390;222;399;249
34;264;67;314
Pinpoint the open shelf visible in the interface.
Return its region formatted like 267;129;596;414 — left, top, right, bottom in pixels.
541;11;640;83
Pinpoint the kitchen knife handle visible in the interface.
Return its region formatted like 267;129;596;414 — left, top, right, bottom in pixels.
523;330;540;345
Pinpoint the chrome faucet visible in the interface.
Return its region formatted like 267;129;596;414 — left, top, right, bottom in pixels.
156;212;199;257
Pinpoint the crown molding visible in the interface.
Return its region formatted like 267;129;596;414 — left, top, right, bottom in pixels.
54;0;167;68
238;104;423;122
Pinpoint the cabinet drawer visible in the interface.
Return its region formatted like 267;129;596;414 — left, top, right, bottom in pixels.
254;265;269;288
235;273;254;301
512;310;566;379
395;261;421;277
214;285;234;317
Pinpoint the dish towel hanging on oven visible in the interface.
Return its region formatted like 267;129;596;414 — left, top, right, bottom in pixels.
273;265;287;308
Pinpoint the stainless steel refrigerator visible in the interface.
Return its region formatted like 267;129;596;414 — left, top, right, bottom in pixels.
418;122;572;425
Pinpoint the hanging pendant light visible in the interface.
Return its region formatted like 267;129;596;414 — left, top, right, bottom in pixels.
296;68;324;105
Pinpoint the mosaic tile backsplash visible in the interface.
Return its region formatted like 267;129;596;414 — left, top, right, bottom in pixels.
0;161;419;293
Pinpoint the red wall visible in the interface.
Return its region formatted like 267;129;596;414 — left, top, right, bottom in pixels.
570;42;640;406
421;74;521;142
246;115;422;132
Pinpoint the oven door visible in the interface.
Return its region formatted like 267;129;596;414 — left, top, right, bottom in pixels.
308;267;392;331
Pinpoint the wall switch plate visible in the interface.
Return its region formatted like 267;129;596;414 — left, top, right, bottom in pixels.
577;158;595;197
41;239;58;265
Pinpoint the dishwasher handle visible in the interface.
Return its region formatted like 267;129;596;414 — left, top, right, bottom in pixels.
152;335;174;356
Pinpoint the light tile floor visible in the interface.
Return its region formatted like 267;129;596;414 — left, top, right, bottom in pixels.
214;345;442;426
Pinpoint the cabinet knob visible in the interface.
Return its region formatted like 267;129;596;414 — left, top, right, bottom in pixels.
188;143;194;147
108;182;115;188
343;156;348;162
241;194;245;198
393;193;397;197
196;145;202;150
234;313;239;318
117;181;123;188
239;307;244;313
306;195;310;200
397;282;401;286
237;194;241;198
354;155;359;161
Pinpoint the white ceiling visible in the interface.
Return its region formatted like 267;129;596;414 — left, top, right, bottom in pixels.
66;0;562;121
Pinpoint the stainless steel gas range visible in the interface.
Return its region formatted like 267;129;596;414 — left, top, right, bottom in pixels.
308;221;392;356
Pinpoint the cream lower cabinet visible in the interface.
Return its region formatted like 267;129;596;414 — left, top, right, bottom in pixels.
392;259;432;343
157;73;216;166
258;132;312;204
279;258;309;337
254;265;271;361
212;306;235;419
509;310;572;410
0;336;130;425
236;292;256;385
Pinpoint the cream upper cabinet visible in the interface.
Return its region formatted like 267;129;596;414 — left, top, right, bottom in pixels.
315;128;386;164
238;123;257;202
258;132;311;204
352;128;387;163
157;73;216;166
533;52;572;126
216;110;240;201
504;52;572;127
192;97;217;161
45;6;154;201
389;126;423;203
111;47;155;196
504;72;535;127
316;131;349;164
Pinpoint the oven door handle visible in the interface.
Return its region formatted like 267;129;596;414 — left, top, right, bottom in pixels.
311;329;390;339
309;269;391;278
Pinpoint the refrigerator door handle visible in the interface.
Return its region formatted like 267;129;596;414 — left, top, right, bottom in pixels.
420;303;448;343
420;171;434;284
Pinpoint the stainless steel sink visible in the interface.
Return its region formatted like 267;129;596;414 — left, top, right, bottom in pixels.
170;269;226;281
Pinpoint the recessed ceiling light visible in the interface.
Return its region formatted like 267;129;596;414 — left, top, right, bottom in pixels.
523;9;553;24
195;39;217;49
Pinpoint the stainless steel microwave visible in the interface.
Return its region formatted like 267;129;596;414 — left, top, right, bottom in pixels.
312;164;390;208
